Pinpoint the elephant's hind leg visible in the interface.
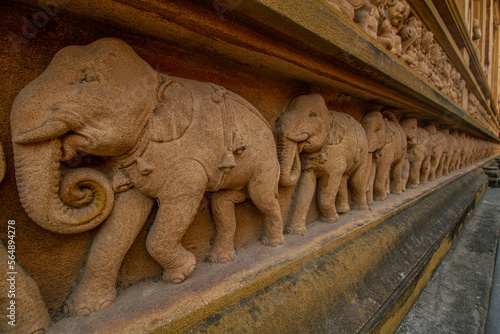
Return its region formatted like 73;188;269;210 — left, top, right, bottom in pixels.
207;189;247;263
147;166;207;284
248;174;285;247
64;188;154;316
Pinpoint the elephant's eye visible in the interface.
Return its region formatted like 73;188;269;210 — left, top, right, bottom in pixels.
80;71;100;83
375;127;381;132
309;111;318;117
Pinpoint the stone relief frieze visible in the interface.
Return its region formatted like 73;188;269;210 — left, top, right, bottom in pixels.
7;38;499;329
10;38;284;316
322;0;498;133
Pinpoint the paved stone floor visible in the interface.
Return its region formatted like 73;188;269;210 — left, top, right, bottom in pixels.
397;187;500;334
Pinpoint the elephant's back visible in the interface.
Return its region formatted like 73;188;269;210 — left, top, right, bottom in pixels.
334;112;369;164
387;121;407;156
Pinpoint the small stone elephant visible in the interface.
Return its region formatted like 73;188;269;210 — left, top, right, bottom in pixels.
401;118;431;188
275;94;370;235
362;110;407;203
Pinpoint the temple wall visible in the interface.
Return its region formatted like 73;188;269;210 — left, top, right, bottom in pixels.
0;1;499;332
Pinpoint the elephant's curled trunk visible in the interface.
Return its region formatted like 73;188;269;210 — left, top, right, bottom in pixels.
13;139;114;234
276;133;301;187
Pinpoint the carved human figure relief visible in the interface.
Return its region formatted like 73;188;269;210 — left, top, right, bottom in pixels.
361;110;407;203
354;0;387;39
399;15;420;67
275;94;369;235
325;0;365;20
416;29;434;78
377;0;410;55
11;38;284;316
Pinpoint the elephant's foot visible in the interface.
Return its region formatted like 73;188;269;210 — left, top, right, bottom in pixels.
63;281;117;316
284;224;307;236
163;251;196;284
406;181;418;189
374;194;387;201
336;204;350;214
350;203;368;211
261;233;285;247
319;212;339;224
206;247;236;263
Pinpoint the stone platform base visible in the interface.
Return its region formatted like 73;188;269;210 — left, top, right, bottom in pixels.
48;158;495;334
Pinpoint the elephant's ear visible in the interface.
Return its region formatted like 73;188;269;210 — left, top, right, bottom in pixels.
385;119;396;144
149;81;194;142
328;112;346;145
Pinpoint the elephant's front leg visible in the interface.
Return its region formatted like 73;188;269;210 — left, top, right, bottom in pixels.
407;153;423;189
349;160;369;210
428;151;439;180
436;152;446;178
64;188;154;316
317;167;344;223
373;158;391;201
420;154;431;183
207;189;247;263
366;156;375;205
285;170;316;236
335;174;350;214
146;165;207;283
390;156;405;194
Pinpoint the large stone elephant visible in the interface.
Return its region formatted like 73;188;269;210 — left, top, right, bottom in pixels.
275;94;369;235
10;38;284;316
361;111;407;202
400;118;431;188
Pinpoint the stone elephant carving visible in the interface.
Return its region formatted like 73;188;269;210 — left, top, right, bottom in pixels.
400;118;431;188
361;110;407;203
275;94;369;235
11;38;284;316
424;123;446;181
442;130;460;175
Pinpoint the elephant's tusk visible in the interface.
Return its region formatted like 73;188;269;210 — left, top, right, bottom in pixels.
286;133;309;143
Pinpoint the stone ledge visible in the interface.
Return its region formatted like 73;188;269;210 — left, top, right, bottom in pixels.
12;0;499;140
46;158;495;333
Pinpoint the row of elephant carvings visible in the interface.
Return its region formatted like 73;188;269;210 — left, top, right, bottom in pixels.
325;0;499;132
5;38;500;326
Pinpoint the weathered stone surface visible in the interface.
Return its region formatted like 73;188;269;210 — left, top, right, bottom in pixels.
1;1;499;332
46;157;491;333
